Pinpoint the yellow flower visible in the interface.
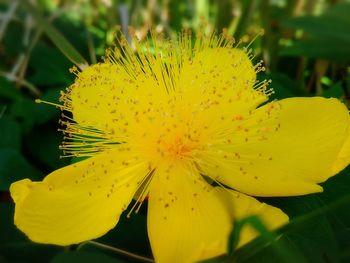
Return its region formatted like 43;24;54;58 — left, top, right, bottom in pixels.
10;32;350;263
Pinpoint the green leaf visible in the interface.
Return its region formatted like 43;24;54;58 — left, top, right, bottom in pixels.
0;148;42;190
283;14;350;42
168;0;185;31
2;22;24;58
228;216;278;255
320;168;350;261
21;1;88;69
0;243;62;263
259;73;306;100
215;0;233;31
229;216;308;263
74;204;151;261
322;82;344;99
28;42;74;86
0;203;27;244
0;203;63;263
33;88;61;125
0;115;21;150
8;88;62;133
9;98;38;133
232;193;350;263
51;251;126;263
0;77;22;101
280;37;350;62
281;2;350;62
234;0;258;40
94;210;151;257
25;125;70;170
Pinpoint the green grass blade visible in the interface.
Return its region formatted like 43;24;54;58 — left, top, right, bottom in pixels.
22;1;88;70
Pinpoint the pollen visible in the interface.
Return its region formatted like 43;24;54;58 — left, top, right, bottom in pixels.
164;135;199;160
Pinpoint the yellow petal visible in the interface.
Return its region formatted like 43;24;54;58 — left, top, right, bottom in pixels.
189;189;288;261
220;189;289;248
179;48;268;122
333;119;350;174
68;61;171;144
198;97;350;196
147;162;288;263
69;63;136;133
10;148;149;245
147;163;232;263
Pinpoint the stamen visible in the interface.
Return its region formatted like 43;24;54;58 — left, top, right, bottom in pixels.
127;169;155;218
35;99;67;110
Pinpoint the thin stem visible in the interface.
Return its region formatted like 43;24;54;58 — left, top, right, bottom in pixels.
0;105;7;118
78;240;155;263
0;0;18;41
234;0;257;40
86;27;96;64
0;71;41;96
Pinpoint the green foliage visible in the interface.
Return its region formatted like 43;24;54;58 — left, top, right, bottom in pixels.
0;149;42;190
281;2;350;62
0;0;349;262
0;203;63;263
0;116;22;150
22;0;88;69
51;251;126;263
0;78;22;101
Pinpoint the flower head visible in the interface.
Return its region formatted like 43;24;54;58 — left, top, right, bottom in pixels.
10;31;350;263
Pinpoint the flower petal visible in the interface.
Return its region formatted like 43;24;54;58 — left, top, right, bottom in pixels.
10;148;149;245
333;120;350;174
147;162;288;263
69;63;135;133
199;97;350;196
68;62;170;142
219;189;288;248
189;189;289;261
179;48;268;119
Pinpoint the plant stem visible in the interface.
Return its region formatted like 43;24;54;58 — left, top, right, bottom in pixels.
78;240;155;263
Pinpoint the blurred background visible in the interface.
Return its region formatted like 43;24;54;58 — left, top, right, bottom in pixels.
0;0;350;262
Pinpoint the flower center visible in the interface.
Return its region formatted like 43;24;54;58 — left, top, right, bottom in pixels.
167;137;194;159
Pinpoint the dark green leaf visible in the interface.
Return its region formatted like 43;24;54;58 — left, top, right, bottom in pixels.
51;251;126;263
32;88;61;125
232;193;350;263
25;125;70;170
0;203;63;263
283;15;350;42
0;77;22;101
95;210;151;257
229;216;308;263
28;42;74;86
215;0;233;30
320;168;350;261
21;0;88;69
280;37;350;62
281;3;350;62
168;1;189;31
322;82;344;99
259;73;306;100
0;148;42;190
0;115;22;150
2;23;24;58
9;98;37;133
8;88;61;133
0;203;27;244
